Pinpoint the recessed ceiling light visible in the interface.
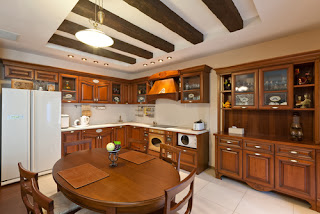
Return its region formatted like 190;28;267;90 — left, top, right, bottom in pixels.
158;59;163;62
93;61;98;64
82;58;87;61
68;55;74;58
143;64;148;66
150;61;155;64
167;56;172;60
104;63;109;66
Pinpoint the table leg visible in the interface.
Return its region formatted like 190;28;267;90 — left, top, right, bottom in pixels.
105;207;116;214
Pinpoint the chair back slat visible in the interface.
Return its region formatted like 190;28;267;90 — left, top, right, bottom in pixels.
63;139;92;156
31;178;54;214
164;169;196;214
160;144;181;172
18;162;39;213
127;138;148;154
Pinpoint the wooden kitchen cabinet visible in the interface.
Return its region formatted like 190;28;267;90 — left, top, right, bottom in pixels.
4;65;34;80
79;77;111;103
180;65;211;103
60;74;78;103
121;84;131;104
61;130;82;157
217;145;242;179
113;126;126;147
275;155;316;202
81;129;99;149
35;70;59;83
126;126;147;152
82;128;113;149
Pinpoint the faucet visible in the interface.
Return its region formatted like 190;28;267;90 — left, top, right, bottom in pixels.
118;115;123;123
153;121;157;126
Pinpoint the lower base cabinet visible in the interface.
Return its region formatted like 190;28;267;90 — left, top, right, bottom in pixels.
82;128;113;149
61;130;82;156
217;145;242;179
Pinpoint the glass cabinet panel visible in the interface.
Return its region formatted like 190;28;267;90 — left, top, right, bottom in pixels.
183;75;200;90
112;83;121;103
259;64;293;109
60;74;78;103
232;70;258;109
137;83;147;103
183;91;201;102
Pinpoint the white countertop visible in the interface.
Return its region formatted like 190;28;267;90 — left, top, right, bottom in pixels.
61;122;209;135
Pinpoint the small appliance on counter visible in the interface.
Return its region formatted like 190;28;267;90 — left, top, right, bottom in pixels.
74;116;90;127
193;120;205;131
61;114;70;129
177;133;197;149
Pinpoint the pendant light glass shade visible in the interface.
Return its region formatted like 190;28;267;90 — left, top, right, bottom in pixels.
75;28;114;48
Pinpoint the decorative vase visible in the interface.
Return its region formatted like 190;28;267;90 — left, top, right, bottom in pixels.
108;149;120;167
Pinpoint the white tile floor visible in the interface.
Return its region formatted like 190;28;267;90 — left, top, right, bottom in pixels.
38;169;317;214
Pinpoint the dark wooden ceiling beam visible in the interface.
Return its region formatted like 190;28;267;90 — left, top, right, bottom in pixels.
58;20;153;59
72;0;174;52
48;34;136;64
123;0;203;44
201;0;243;32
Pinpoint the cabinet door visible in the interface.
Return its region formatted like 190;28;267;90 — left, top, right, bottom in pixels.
127;126;143;140
35;70;59;83
100;128;114;148
180;148;197;166
121;84;130;104
60;74;78;103
275;156;315;200
96;81;111;103
218;145;242;179
82;129;99;149
61;131;81;156
181;72;202;103
79;79;95;103
232;70;258;109
114;126;126;147
259;64;293;110
5;65;34;80
243;150;274;188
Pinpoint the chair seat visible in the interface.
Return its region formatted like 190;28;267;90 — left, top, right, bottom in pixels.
49;191;81;214
76;208;99;214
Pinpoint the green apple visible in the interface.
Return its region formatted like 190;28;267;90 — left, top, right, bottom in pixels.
106;142;115;151
114;141;121;145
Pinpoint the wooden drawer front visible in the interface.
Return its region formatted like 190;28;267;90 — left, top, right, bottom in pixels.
218;145;242;179
243;150;274;188
219;137;242;148
180;149;197;167
166;131;173;136
35;70;59;83
275;155;315;200
276;145;315;161
5;66;34;80
244;140;274;153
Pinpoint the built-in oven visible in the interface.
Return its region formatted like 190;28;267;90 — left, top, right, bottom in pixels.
177;133;197;149
148;129;166;152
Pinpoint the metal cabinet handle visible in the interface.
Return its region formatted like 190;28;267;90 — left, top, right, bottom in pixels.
71;131;74;133
290;151;298;154
226;148;232;151
255;145;261;149
272;106;279;109
189;101;192;103
227;141;232;144
183;150;187;152
241;107;247;109
290;160;298;163
255;153;261;156
133;126;136;128
83;131;86;132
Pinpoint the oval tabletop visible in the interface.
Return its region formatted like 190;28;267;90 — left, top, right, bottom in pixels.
52;149;180;214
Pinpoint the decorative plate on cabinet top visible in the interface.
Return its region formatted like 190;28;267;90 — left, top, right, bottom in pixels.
188;93;194;99
64;94;73;99
269;96;281;102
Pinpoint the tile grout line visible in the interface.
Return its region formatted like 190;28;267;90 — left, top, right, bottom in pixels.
232;187;249;213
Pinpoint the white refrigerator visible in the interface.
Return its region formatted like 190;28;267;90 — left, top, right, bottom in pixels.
1;88;61;185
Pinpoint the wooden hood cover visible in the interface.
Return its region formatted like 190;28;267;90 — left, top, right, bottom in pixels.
147;78;179;102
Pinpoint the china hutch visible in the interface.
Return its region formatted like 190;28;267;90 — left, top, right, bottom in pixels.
214;50;320;211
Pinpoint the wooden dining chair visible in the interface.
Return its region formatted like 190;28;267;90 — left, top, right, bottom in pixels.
127;138;149;154
63;139;92;156
163;169;196;214
18;162;81;214
159;144;182;172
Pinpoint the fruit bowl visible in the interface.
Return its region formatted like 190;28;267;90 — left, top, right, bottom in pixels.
106;142;121;167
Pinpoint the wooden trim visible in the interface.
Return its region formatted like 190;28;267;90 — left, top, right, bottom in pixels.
5;65;34;80
148;70;180;81
315;60;320;144
35;70;59;83
123;0;203;44
180;65;212;74
215;49;320;74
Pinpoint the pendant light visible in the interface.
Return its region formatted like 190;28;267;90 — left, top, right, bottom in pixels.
75;0;114;48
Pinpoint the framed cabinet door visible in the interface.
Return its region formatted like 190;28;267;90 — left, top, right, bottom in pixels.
243;150;274;188
79;79;95;103
275;156;315;200
232;70;258;109
100;128;114;148
114;126;126;147
82;130;99;149
259;64;293;110
218;145;242;179
96;81;111;103
61;131;82;156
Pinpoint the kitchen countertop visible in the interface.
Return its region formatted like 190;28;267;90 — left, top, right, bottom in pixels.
61;122;209;135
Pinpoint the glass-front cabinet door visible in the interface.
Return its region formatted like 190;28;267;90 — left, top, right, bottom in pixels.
232;70;258;109
259;64;293;109
181;72;202;103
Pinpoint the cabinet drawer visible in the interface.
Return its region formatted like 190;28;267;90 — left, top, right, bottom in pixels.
35;70;59;83
5;66;34;80
219;137;242;148
180;149;197;166
244;140;274;153
166;131;173;136
276;145;315;161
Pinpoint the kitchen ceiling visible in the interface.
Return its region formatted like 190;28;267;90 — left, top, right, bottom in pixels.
0;0;320;73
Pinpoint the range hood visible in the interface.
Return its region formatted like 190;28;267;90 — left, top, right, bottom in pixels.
146;70;180;102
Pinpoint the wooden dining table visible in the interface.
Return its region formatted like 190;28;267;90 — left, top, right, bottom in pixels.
52;148;180;214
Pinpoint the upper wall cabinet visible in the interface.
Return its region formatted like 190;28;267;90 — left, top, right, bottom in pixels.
259;64;293;110
60;74;78;103
180;65;211;103
232;69;258;109
35;70;58;83
79;77;111;103
5;66;34;80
